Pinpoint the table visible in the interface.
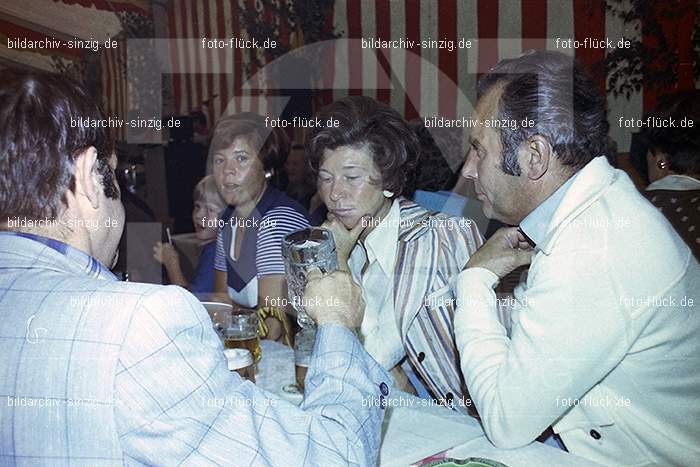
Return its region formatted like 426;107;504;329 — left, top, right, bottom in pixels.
255;340;601;467
255;338;301;403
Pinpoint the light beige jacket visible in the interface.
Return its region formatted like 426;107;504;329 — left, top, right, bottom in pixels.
454;157;700;466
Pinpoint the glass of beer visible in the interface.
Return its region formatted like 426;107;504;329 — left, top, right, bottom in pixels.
201;301;232;335
294;327;316;391
282;228;338;328
283;327;316;394
223;309;262;364
224;348;256;382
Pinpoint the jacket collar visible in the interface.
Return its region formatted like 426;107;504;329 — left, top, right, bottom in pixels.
537;156;617;255
361;198;401;276
646;174;700;191
393;199;439;335
0;231;117;280
396;198;434;243
519;172;578;250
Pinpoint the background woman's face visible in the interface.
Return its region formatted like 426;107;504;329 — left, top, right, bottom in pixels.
192;198;221;241
212;135;266;207
317;145;386;229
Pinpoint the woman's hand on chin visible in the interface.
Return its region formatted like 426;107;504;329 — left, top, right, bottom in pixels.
322;214;367;270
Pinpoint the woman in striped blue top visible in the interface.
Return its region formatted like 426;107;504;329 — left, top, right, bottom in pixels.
210;113;309;345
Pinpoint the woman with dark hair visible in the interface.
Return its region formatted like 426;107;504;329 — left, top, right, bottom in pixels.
306;96;482;408
211;113;309;345
642;90;700;259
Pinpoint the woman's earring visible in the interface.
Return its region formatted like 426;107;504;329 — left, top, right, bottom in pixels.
383;190;394;198
264;171;273;179
657;160;667;170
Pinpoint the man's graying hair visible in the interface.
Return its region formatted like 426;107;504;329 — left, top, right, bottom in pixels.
477;50;610;176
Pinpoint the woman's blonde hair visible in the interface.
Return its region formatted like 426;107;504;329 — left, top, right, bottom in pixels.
193;175;226;211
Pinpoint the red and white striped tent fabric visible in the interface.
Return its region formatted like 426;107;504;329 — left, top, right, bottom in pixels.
165;0;697;152
166;0;273;125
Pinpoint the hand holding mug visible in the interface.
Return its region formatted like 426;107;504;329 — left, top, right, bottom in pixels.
303;268;365;329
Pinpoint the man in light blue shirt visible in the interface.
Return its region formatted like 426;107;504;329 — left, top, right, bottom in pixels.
0;72;390;466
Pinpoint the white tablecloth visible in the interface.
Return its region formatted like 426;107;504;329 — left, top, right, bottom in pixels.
255;338;302;404
255;340;600;467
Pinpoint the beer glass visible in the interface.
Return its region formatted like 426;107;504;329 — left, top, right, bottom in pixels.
294;327;316;391
223;310;262;363
283;327;316;394
201;301;232;335
282;228;338;328
224;348;256;382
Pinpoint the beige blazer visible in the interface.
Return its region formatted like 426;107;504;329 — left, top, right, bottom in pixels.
454;157;700;466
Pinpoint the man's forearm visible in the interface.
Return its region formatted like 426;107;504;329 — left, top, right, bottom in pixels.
302;323;392;466
453;267;547;448
453;257;631;450
117;287;392;466
164;261;188;288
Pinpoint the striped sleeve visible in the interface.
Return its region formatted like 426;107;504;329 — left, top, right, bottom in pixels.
256;207;310;276
214;225;227;271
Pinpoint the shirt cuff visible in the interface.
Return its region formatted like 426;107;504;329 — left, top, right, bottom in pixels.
315;322;358;348
312;323;393;402
454;266;500;293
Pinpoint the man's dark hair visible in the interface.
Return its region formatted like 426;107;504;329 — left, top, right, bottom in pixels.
306;96;418;197
0;71;116;221
209;112;290;171
477;50;610;176
640;90;700;177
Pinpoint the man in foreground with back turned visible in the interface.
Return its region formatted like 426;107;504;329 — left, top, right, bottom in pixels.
455;50;700;466
0;72;390;466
